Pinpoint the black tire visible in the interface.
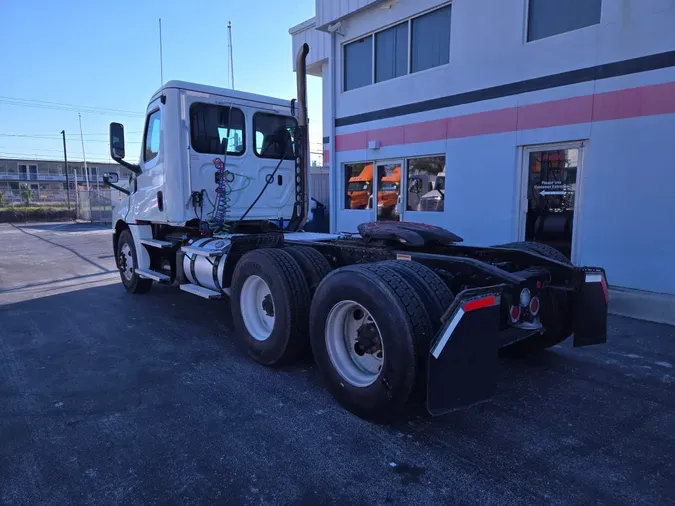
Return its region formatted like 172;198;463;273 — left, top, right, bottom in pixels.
230;248;311;366
309;262;434;420
116;229;153;294
283;246;332;296
379;260;453;336
498;241;571;264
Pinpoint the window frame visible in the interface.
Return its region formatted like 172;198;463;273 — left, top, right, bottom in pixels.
404;154;447;213
525;0;602;43
189;102;246;157
343;35;374;92
343;161;374;210
374;20;409;84
252;112;298;160
341;2;452;93
143;108;161;163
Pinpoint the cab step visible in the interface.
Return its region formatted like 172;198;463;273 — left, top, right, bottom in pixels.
181;245;226;257
140;239;174;248
136;268;171;283
179;284;222;299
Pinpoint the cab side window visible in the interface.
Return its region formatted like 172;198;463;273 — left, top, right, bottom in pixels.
144;109;161;162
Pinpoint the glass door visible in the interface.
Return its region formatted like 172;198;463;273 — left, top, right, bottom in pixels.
520;143;584;261
376;160;403;222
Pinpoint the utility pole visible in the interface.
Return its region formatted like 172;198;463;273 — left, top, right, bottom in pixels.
61;130;71;210
159;18;164;86
78;113;90;190
228;21;235;89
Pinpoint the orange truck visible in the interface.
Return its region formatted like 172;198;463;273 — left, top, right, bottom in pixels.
377;165;401;219
347;164;374;209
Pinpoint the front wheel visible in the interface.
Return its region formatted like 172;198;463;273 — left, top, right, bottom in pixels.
116;229;152;294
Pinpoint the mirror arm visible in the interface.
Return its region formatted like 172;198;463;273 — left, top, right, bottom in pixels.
103;176;130;195
112;156;141;175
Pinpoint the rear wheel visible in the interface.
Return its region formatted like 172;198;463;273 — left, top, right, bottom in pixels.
283;246;332;296
116;229;153;294
498;242;573;356
310;262;433;420
231;248;311;366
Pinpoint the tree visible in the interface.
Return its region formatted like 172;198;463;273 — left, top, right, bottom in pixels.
19;183;32;206
0;191;4;207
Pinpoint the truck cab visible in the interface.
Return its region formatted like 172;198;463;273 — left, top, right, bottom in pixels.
110;81;303;230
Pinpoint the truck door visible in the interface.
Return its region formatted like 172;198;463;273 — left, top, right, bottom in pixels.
186;98;296;225
132;98;167;223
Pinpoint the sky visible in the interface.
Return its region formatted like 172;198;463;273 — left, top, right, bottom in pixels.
0;0;322;165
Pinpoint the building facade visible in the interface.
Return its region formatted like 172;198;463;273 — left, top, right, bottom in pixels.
290;0;675;295
0;157;130;203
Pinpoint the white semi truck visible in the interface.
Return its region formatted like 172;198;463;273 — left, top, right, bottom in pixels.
104;45;609;420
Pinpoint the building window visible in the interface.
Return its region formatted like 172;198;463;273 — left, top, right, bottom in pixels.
190;103;245;155
344;36;373;91
344;162;373;209
406;156;445;212
375;21;408;83
527;0;601;42
144;109;161;162
411;5;451;73
254;113;297;159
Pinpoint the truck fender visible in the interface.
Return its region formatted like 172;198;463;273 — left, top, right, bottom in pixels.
127;224;153;271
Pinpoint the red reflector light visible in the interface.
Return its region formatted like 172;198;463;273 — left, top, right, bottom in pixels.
464;295;496;312
536;281;542;289
509;305;521;323
601;277;609;303
529;297;540;316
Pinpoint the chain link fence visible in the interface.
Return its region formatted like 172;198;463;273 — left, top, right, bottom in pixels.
76;188;114;224
0;184;118;224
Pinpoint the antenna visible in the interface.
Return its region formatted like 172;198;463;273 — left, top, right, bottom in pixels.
228;21;235;89
159;18;164;86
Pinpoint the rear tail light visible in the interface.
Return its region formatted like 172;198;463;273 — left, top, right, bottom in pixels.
529;297;540;316
509;305;521;323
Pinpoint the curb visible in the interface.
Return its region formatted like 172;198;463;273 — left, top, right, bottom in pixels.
609;288;675;327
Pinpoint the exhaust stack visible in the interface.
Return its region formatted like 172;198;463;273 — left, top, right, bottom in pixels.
290;43;310;231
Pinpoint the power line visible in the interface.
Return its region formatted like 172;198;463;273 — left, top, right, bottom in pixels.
0;96;144;117
0;133;141;144
0;132;142;138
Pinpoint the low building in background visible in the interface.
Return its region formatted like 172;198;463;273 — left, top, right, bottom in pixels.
0;157;130;204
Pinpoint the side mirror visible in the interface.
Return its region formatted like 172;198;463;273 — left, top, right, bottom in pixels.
103;172;119;184
110;122;126;159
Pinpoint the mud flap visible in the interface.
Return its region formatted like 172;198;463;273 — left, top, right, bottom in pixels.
427;286;503;416
573;269;608;347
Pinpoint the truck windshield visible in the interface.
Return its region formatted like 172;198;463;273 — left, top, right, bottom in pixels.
348;182;368;192
254;113;297;159
190;103;245;156
380;183;398;192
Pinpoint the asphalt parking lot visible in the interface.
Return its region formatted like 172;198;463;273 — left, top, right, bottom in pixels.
1;222;674;505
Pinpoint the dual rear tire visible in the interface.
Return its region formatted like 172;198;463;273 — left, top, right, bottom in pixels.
230;248;453;420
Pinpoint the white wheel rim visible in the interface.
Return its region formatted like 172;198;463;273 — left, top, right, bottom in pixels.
240;275;275;341
325;300;384;388
120;243;134;281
